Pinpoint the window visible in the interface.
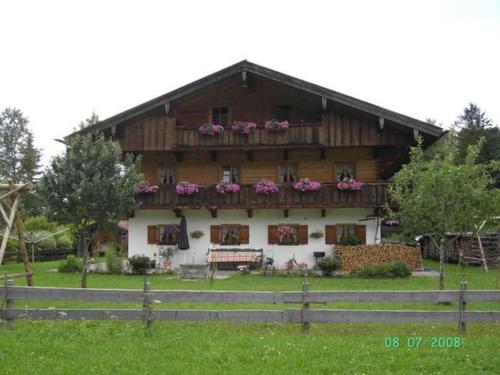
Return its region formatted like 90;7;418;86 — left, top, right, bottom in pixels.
159;167;176;184
278;164;298;183
273;105;291;122
222;166;240;183
335;163;356;182
278;224;298;245
212;107;228;126
221;224;241;245
336;224;356;244
158;224;179;245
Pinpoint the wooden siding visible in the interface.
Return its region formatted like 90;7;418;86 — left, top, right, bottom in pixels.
136;183;388;210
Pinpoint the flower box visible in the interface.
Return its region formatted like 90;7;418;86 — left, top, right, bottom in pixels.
254;179;279;195
264;119;289;131
134;183;159;194
293;178;321;192
175;181;199;195
215;181;241;194
231;121;257;135
198;123;224;136
336;180;364;191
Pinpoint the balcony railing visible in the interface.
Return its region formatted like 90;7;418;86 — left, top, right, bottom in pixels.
136;183;388;210
175;123;321;149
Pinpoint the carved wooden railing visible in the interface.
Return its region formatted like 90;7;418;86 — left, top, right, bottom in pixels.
136;183;388;209
175;123;321;148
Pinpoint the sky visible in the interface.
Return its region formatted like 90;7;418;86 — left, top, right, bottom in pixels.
1;0;499;166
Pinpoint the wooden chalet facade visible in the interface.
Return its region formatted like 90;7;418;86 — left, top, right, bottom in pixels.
76;61;442;268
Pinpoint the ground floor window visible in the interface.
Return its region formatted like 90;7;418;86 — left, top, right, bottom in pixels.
147;224;179;245
221;224;241;245
278;224;298;245
268;224;308;245
325;224;366;244
210;225;249;245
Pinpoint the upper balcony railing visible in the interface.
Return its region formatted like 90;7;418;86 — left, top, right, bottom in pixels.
175;123;321;149
136;183;388;210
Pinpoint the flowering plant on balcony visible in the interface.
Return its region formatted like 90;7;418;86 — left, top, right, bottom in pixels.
175;181;199;195
265;119;289;131
336;180;364;191
198;123;224;136
231;121;257;135
293;178;321;192
215;181;241;194
134;183;159;194
254;179;279;195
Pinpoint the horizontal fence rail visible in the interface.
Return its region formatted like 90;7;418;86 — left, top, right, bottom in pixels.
2;281;500;333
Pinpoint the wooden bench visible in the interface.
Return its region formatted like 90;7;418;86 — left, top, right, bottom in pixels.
207;248;264;270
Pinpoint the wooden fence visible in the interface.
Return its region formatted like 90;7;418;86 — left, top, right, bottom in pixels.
1;280;499;333
1;248;76;264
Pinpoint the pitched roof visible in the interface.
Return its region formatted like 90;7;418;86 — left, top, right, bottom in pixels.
75;60;443;137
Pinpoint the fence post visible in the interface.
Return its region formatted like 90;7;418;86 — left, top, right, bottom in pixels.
143;279;154;329
458;281;468;335
301;281;310;333
5;279;15;329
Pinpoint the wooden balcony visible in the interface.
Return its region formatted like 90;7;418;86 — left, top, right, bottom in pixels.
136;183;388;210
175;123;321;149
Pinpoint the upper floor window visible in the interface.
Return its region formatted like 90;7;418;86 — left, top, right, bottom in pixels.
335;163;356;182
222;166;240;183
212;107;228;126
278;164;298;183
160;166;176;184
273;105;291;122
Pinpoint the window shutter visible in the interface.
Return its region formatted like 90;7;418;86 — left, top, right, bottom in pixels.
240;225;249;244
355;225;366;244
268;225;278;244
210;225;221;244
325;225;337;244
147;225;158;244
297;225;308;245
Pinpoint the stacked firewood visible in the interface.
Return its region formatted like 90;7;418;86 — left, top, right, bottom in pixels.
336;243;422;272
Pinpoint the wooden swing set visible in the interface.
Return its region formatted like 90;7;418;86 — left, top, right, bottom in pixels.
0;183;33;286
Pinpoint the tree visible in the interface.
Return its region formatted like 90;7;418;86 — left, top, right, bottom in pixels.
77;111;100;130
387;138;499;289
38;132;142;287
0;107;41;183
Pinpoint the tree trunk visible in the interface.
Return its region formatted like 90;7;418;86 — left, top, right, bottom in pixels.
15;210;33;286
439;237;445;290
80;236;89;288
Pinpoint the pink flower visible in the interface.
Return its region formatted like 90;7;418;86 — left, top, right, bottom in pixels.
215;182;241;194
198;123;224;136
175;181;199;195
293;178;321;192
265;119;289;131
336;180;364;191
134;183;159;194
232;121;257;135
254;179;279;194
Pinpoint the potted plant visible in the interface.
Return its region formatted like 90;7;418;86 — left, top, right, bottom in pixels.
134;183;159;194
198;123;224;136
310;230;324;239
317;256;341;277
175;181;199;195
190;230;204;239
293;178;321;192
265;119;289;131
254;179;279;195
336;180;364;191
231;121;257;135
215;181;241;194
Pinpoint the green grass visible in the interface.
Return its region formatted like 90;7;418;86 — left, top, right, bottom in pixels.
0;259;499;374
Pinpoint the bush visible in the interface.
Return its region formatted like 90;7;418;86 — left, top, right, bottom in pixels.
105;243;123;274
24;216;58;232
317;256;341;276
58;255;83;273
129;255;153;275
37;231;57;250
356;261;411;279
56;233;75;249
339;235;362;245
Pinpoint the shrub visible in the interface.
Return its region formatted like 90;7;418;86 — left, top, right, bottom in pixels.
24;216;58;232
129;255;153;275
339;235;362;245
37;231;57;250
106;243;123;274
356;261;411;279
58;255;83;273
317;256;341;276
56;233;75;249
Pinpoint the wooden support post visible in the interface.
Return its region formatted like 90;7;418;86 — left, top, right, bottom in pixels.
143;280;154;329
246;209;253;218
14;207;33;286
301;281;310;334
321;209;326;218
246;150;253;162
283;209;289;218
458;281;468;335
5;279;15;329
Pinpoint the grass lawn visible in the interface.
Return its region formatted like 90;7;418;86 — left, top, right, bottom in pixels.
0;259;499;374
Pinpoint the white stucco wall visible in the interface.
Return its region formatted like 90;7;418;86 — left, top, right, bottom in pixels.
128;208;380;269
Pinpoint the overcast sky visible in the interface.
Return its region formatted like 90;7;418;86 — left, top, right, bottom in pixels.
1;0;499;166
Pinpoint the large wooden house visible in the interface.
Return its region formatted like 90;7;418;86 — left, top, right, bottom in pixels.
77;61;443;269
